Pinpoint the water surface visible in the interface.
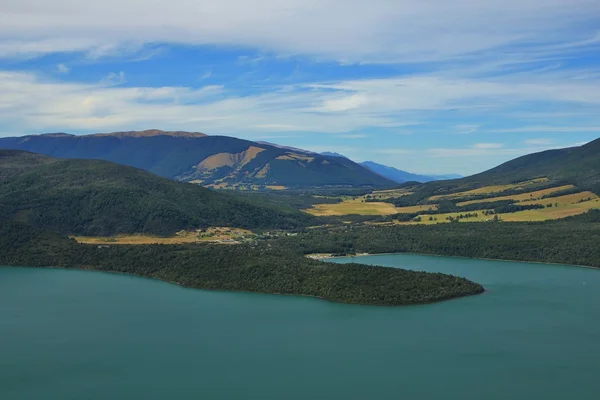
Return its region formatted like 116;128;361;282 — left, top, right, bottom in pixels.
1;254;599;399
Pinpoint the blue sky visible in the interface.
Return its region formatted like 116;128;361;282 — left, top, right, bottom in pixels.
1;0;600;175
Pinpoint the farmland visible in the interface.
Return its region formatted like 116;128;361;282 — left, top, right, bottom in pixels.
305;199;436;216
303;181;600;224
427;178;549;201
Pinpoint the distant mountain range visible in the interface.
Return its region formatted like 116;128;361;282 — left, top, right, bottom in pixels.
0;130;394;189
318;152;461;183
360;161;462;183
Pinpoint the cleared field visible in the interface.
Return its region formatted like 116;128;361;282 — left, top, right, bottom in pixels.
306;200;399;216
456;185;575;206
501;199;600;221
399;197;600;225
73;235;204;245
305;200;437;216
73;228;255;245
428;178;549;201
519;191;597;206
266;185;287;190
395;205;439;213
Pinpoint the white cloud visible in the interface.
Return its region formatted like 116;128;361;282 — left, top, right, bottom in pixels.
524;138;555;145
1;1;599;63
100;72;126;87
320;94;369;112
56;63;70;73
472;143;504;149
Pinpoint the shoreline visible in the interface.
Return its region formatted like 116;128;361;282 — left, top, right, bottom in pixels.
307;251;599;270
0;264;484;307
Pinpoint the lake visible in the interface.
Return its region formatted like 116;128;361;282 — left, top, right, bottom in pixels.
1;254;599;399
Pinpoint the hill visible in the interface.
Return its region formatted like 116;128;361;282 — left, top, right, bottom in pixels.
401;138;600;202
0;150;313;236
0;130;394;189
360;161;461;183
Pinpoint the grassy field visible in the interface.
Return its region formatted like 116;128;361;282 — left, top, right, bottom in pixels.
305;199;400;216
519;191;597;206
427;178;549;201
303;178;598;224
399;196;600;225
305;199;436;216
456;185;575;206
73;227;255;245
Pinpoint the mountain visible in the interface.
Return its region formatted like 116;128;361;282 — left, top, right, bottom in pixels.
0;130;394;189
0;150;313;236
360;161;461;183
405;138;600;200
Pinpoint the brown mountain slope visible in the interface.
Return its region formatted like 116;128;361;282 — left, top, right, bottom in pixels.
0;131;395;189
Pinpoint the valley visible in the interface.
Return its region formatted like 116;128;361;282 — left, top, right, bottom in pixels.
302;138;600;224
304;182;599;224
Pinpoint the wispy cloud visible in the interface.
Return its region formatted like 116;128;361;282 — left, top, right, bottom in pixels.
472;143;504;149
524;138;555;146
1;0;599;63
100;71;126;87
1;67;599;138
56;63;70;74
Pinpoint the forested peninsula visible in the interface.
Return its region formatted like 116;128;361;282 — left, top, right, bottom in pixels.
0;222;484;306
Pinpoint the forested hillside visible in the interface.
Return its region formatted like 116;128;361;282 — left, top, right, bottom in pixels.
0;150;313;236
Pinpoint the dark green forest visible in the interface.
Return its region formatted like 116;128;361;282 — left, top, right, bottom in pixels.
0;221;484;306
286;210;600;268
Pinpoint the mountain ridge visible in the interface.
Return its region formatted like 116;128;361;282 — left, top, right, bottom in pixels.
0;131;394;189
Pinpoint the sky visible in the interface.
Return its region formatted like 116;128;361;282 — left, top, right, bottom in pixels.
1;0;600;175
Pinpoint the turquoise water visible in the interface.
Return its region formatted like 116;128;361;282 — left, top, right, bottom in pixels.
1;254;600;399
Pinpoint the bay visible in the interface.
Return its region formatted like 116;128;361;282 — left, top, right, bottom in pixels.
1;253;599;399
